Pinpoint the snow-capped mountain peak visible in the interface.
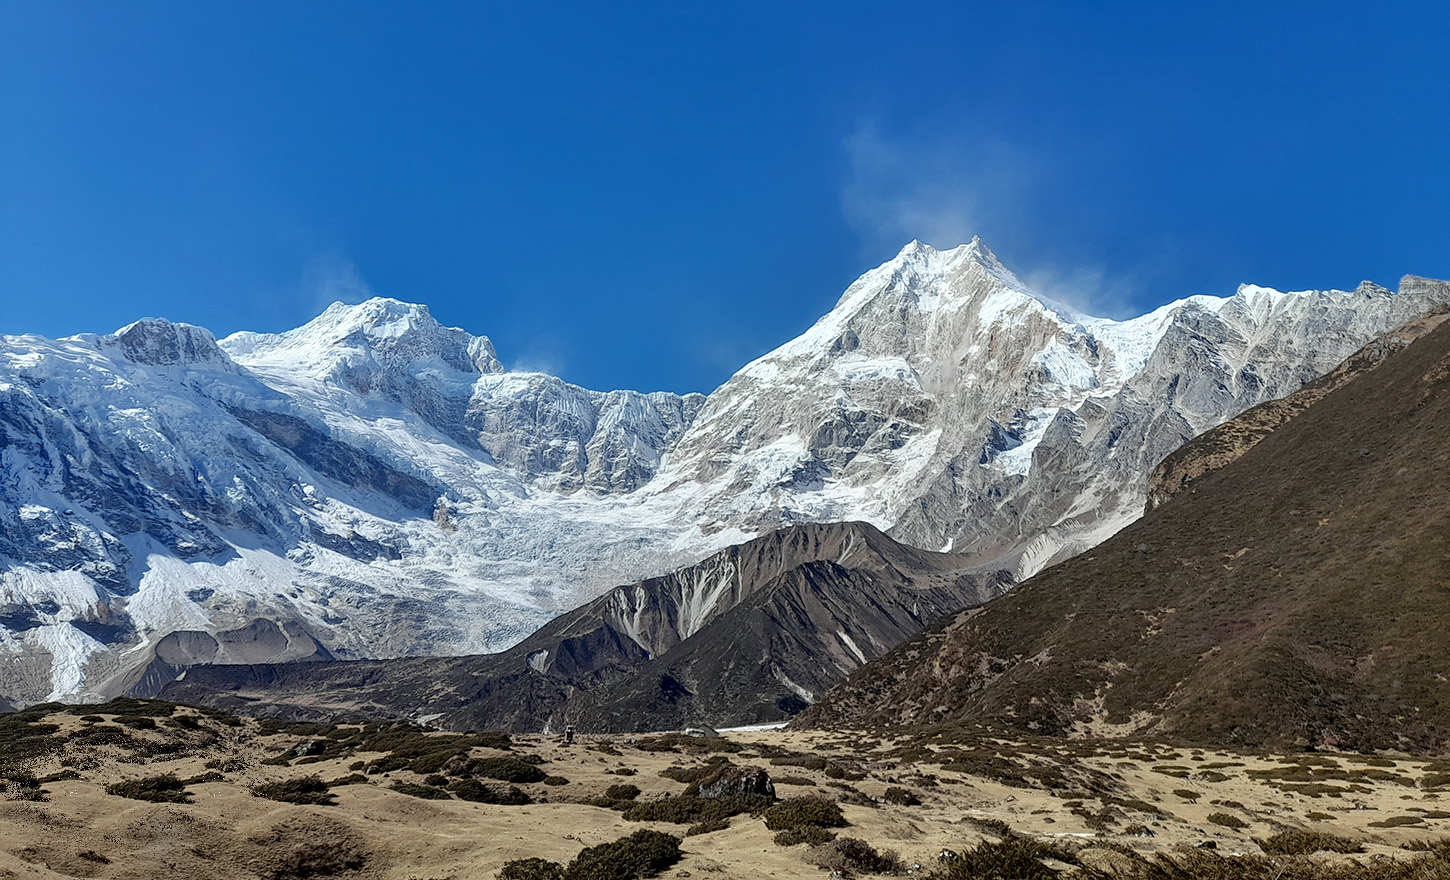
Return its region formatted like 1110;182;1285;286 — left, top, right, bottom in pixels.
99;318;238;371
221;297;504;384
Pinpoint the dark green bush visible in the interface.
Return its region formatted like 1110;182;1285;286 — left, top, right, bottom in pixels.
806;836;901;874
66;724;138;749
1370;816;1426;828
660;764;715;784
1259;830;1363;855
449;778;531;805
604;783;641;801
251;776;336;805
633;733;741;755
465;757;548;784
106;774;191;803
622;793;769;824
770;753;828;771
85;698;176;718
543;775;571;786
1207;812;1250;830
881;786;921;806
935;837;1077;880
964;816;1015;837
685;818;730;836
774;826;837;847
763;797;848;831
389;781;452;800
498;858;564;880
562;829;681;880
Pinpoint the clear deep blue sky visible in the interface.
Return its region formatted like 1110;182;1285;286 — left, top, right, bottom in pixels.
3;2;1448;393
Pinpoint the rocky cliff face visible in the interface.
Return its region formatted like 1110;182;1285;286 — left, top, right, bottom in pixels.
3;240;1448;707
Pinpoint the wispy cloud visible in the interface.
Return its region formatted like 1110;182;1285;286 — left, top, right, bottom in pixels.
840;124;1146;319
841;123;1028;256
303;252;376;314
509;339;567;378
1022;265;1140;321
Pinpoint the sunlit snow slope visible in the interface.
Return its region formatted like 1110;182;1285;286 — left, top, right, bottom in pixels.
3;239;1447;705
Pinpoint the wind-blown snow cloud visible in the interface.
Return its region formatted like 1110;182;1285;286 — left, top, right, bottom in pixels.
840;125;1142;319
304;253;376;313
841;124;1028;256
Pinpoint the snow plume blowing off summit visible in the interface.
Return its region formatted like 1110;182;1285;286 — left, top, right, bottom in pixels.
2;239;1449;706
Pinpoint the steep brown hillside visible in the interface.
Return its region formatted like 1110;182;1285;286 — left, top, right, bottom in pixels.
800;314;1450;753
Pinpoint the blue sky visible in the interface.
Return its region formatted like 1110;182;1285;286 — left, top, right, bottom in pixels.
3;2;1448;394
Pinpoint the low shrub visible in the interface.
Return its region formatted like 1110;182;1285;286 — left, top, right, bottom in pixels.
563;829;681;880
1207;813;1249;830
464;757;548;784
543;775;571;786
965;816;1015;837
770;754;828;771
106;774;191;803
605;783;641;801
685;818;729;836
806;836;901;874
660;764;720;784
251;777;336;805
774;826;837;847
498;858;564;880
114;715;157;730
935;837;1077;880
1370;816;1426;828
633;734;741;755
450;778;531;805
881;786;921;806
1258;830;1363;855
622;793;768;825
762;797;848;831
389;781;452;800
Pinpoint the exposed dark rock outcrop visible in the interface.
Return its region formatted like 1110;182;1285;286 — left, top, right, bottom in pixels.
160;522;1009;732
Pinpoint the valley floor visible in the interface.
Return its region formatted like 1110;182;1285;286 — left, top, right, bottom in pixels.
2;702;1449;879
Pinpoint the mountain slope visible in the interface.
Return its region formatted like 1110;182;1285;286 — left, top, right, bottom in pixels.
798;312;1450;752
3;241;1449;706
160;522;1008;731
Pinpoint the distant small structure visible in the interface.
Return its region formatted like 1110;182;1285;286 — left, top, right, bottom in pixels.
682;725;719;738
563;724;575;744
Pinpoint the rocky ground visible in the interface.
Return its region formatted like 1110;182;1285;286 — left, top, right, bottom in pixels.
3;700;1450;879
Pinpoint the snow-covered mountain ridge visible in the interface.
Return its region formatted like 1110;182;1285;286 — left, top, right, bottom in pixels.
3;238;1447;705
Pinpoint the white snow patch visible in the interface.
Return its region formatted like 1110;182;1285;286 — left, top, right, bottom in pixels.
837;629;867;664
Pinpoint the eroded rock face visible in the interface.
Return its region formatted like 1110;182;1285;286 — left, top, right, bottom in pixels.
3;243;1449;707
693;765;775;799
